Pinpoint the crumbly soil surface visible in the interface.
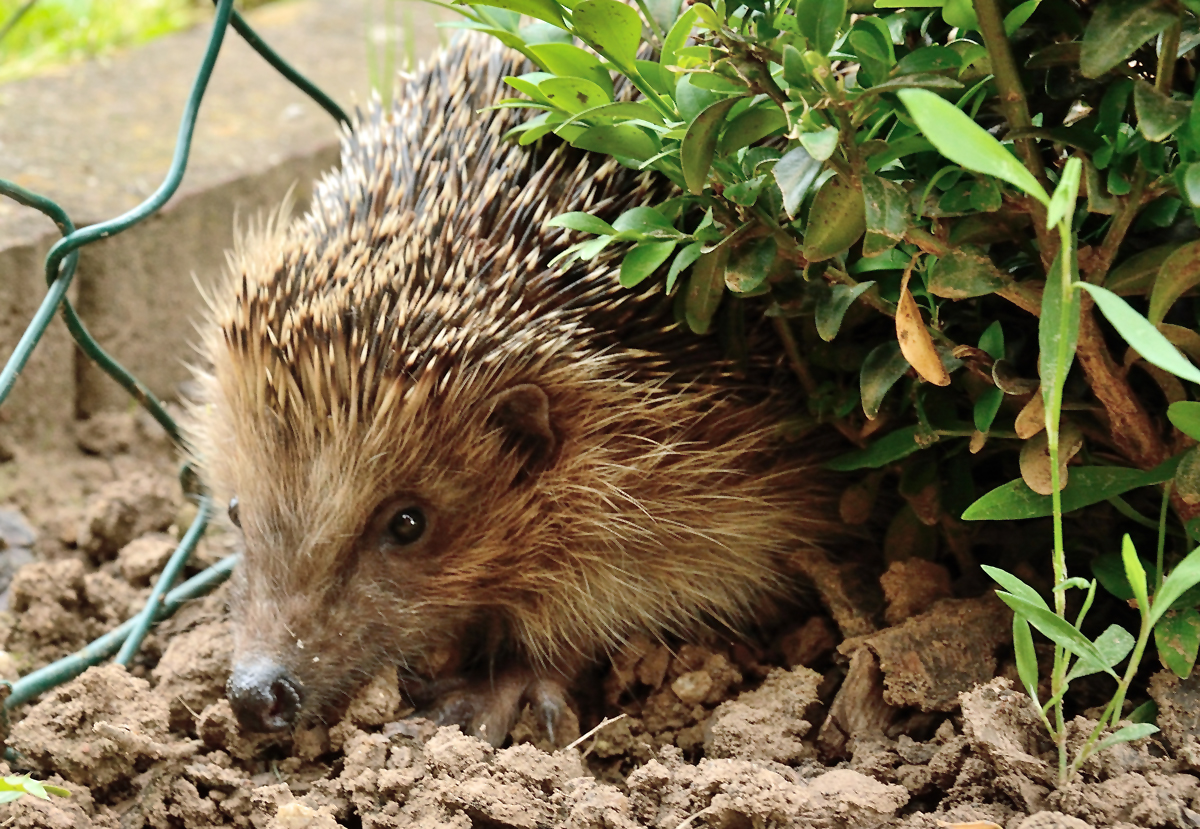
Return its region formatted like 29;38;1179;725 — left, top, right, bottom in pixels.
2;412;1199;828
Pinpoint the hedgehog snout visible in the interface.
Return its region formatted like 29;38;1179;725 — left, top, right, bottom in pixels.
227;656;304;732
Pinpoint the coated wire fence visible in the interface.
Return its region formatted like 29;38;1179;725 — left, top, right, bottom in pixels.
0;0;349;751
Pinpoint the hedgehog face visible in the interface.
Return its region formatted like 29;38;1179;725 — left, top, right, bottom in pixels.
212;380;561;733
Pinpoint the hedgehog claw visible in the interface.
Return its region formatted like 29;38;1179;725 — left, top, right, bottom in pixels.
409;670;573;748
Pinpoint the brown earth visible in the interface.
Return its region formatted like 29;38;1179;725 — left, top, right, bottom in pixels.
1;411;1198;828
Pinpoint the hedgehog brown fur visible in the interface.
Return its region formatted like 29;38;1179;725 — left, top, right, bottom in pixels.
188;32;835;746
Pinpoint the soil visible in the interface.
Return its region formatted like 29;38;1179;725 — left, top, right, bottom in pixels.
1;411;1199;828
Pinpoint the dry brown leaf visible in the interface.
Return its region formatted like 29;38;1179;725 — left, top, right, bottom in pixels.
1014;391;1045;439
1019;422;1084;495
896;273;950;386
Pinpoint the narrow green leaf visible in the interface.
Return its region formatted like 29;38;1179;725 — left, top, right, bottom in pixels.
995;593;1116;674
685;244;729;334
815;281;876;341
0;793;23;804
1065;624;1135;681
620;241;677;287
42;785;71;798
1078;283;1200;384
859;340;911;420
1040;250;1081;413
548;212;618;236
982;564;1049;609
1046;157;1082;228
1079;0;1176;78
572;0;643;69
1122;534;1150;612
1091;723;1159;753
19;778;47;800
825;424;923;471
667;240;704;292
1149;240;1200;325
795;0;846;55
1004;0;1041;33
1105;243;1182;295
681;98;740;195
773;145;822;219
897;89;1050;205
1013;615;1041;700
962;459;1181;520
1150;546;1200;628
1156;607;1200;678
864;74;964;93
979;320;1005;360
1168;401;1200;440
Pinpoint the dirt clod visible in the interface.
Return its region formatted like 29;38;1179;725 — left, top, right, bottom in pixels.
77;472;179;561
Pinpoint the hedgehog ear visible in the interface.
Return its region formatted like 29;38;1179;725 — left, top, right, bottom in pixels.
485;384;557;483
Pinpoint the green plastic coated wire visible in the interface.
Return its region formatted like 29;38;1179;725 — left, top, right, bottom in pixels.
116;492;212;666
3;554;240;711
0;0;352;712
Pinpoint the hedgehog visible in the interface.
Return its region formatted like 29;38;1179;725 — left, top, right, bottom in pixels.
188;31;835;746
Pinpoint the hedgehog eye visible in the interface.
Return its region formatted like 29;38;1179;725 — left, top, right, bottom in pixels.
228;496;242;529
386;507;426;546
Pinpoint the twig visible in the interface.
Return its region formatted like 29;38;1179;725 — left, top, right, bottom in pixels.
564;713;626;752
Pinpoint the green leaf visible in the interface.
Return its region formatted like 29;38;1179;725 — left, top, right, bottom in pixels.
1149;240;1200;325
725;237;777;293
1040;250;1082;414
667;240;704;292
685;243;729;334
1156;607;1200;678
1181;163;1200;207
996;593;1117;674
539;76;611;113
804;175;866;262
773;146;822;219
505;72;557;105
895;46;961;75
795;0;846;55
724;176;766;206
1169;401;1200;440
1091;723;1159;753
548;212;618;236
718;106;788;155
661;7;699;71
942;0;979;29
1013;615;1040;700
816;281;876;341
962;459;1181;520
826;424;923;471
1005;0;1041;33
859;340;910;420
1046;157;1082;229
675;73;725;124
1105;244;1182;295
531;42;614;98
576;234;614;260
982;564;1049;609
1065;624;1135;681
1134;79;1190;142
897;89;1050;205
979;320;1005;360
799;126;840;161
1078;283;1200;384
461;0;565;27
1150;546;1200;628
1079;0;1177;78
557;100;665;130
572;0;643;69
612;206;676;237
864;74;964;93
620;241;677;287
570;124;657;160
861;174;909;256
927;248;1009;298
1122;534;1150;613
681;98;740;195
974;386;1004;432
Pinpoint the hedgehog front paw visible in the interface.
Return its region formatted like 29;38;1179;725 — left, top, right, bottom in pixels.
411;669;574;748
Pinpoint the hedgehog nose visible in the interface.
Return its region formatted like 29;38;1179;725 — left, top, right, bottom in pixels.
227;658;303;732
